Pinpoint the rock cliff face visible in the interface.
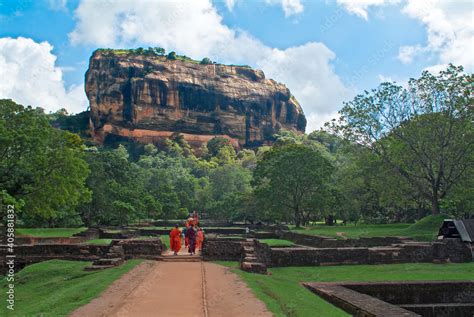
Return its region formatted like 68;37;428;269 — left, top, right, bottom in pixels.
86;50;306;147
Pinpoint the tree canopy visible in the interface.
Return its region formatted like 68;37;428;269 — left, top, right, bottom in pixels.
253;144;334;227
0;99;91;226
335;65;473;215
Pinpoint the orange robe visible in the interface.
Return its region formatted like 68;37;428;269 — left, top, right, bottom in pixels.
169;228;181;253
196;230;204;251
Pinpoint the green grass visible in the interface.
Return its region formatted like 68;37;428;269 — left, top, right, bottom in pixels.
293;215;446;241
403;214;446;241
216;261;474;317
87;239;113;245
159;235;170;249
259;239;295;247
16;227;86;237
0;259;142;317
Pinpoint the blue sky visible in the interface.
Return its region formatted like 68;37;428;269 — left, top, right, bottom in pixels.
0;0;472;131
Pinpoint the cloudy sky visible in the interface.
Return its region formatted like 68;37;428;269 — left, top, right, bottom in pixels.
0;0;472;131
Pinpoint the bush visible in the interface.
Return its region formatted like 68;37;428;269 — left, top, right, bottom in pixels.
200;57;212;65
167;51;177;60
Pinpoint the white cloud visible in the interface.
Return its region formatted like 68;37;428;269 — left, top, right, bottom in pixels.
397;44;424;64
0;37;88;114
48;0;68;11
265;0;304;17
399;0;474;71
378;74;393;82
69;0;347;131
257;43;350;131
225;0;303;17
336;0;400;20
225;0;236;11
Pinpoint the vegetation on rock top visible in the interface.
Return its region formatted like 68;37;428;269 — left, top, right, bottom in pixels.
95;47;251;68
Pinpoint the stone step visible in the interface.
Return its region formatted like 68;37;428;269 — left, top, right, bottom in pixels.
105;252;124;258
240;261;267;274
369;247;402;252
244;256;258;262
243;247;255;252
94;258;123;266
159;257;202;262
85;264;116;271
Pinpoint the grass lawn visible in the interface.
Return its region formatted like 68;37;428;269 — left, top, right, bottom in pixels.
259;239;295;247
87;238;113;245
293;215;445;241
16;227;86;237
217;262;474;317
0;259;142;317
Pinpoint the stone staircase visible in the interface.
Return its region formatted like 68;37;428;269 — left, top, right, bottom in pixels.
158;254;202;262
240;239;267;274
85;245;125;271
157;249;202;262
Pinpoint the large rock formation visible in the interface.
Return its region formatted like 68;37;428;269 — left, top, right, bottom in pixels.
86;49;306;147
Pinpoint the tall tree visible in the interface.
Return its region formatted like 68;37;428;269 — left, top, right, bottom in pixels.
335;65;473;215
0;99;91;225
253;144;333;227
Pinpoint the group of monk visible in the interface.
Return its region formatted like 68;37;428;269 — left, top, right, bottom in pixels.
169;211;205;256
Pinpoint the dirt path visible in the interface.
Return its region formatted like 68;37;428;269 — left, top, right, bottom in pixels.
71;250;272;317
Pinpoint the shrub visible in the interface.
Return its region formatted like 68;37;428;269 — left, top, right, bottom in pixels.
200;57;212;65
167;51;177;60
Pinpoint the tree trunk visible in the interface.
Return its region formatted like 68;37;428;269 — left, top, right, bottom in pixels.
431;195;440;215
325;215;335;226
294;207;301;228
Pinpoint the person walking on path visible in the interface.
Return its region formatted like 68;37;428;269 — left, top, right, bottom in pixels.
182;226;188;248
169;225;181;255
186;224;196;255
196;228;204;251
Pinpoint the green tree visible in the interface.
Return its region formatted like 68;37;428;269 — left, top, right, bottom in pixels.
167;51;177;60
154;47;166;55
253;144;334;227
0;99;90;225
77;146;144;225
200;57;212;65
207;137;231;156
336;65;473;215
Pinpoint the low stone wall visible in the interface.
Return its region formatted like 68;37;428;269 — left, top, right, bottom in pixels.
268;239;472;267
141;228;246;236
344;281;474;304
270;247;369;267
114;238;164;259
100;230;139;239
0;237;164;274
15;237;88;245
73;227;100;239
279;231;411;248
304;281;474;317
252;232;279;239
201;238;244;261
0;244;109;274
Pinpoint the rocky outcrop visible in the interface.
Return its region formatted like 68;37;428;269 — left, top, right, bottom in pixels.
86;50;306;147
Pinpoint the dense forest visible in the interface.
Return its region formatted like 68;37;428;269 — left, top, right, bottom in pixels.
1;65;472;227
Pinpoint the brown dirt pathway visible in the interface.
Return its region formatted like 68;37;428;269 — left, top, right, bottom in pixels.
70;251;272;317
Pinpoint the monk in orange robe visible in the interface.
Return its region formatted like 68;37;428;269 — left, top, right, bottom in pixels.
169;225;181;255
196;228;204;251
